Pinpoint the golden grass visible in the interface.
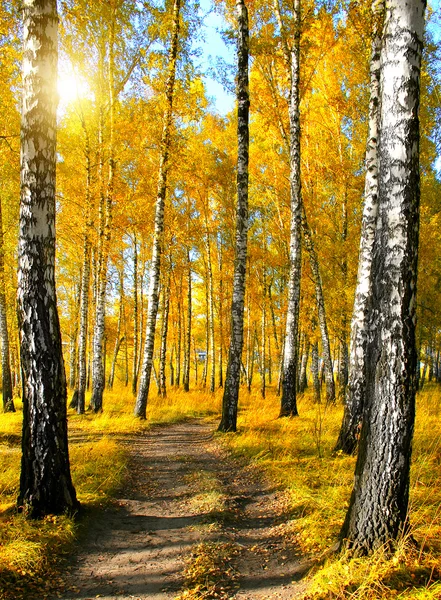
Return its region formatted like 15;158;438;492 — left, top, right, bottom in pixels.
1;382;440;599
217;385;441;599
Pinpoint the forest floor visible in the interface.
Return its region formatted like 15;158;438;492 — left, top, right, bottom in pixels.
55;418;311;600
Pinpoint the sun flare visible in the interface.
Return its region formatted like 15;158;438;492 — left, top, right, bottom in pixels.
57;72;89;107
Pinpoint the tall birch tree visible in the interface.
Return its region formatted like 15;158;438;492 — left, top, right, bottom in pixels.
0;195;14;412
17;0;78;517
340;0;425;554
218;0;249;433
274;0;303;418
135;0;181;418
335;0;384;454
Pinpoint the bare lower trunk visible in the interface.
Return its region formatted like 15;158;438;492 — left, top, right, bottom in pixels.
302;208;335;404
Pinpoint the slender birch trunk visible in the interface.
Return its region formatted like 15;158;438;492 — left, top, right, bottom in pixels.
205;225;216;393
90;13;116;412
302;207;336;404
340;0;425;554
176;293;182;386
261;266;267;399
335;0;384;453
218;235;224;388
218;0;249;432
0;196;14;412
18;0;78;517
108;268;125;389
135;0;181;418
311;339;321;404
277;0;302;418
298;335;310;394
132;234;139;395
159;272;171;398
183;249;192;392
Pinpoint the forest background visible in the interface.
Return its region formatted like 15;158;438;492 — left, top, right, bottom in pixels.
1;0;441;598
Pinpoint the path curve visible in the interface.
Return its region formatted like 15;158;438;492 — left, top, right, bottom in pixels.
57;419;309;600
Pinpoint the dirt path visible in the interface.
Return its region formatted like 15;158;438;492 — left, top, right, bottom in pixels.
57;419;310;600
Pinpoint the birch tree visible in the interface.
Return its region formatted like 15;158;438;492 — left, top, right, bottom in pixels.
340;0;425;554
17;0;78;517
335;0;384;454
0;195;14;412
218;0;249;433
274;0;303;418
135;0;181;418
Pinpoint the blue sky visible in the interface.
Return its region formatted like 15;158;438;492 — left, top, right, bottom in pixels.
198;0;235;114
199;0;441;115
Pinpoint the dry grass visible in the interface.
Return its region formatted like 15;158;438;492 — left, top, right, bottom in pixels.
1;382;440;599
218;385;441;599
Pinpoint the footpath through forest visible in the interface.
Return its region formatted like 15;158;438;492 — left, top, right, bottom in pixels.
56;419;310;600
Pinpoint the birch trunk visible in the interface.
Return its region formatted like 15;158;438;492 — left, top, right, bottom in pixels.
132;235;139;395
183;250;192;392
218;0;249;432
17;0;78;517
90;18;115;412
159;272;171;398
108;268;125;389
335;0;384;454
205;227;216;393
0;196;14;412
278;0;302;418
298;335;310;394
340;0;425;554
135;0;181;418
311;339;321;404
302;207;335;404
218;235;224;388
261;268;266;399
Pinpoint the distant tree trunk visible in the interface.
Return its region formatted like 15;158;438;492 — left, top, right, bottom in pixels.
132;234;139;395
298;335;310;394
176;294;182;386
108;268;125;389
205;226;216;393
159;272;171;398
218;235;224;388
311;339;321;403
90;9;116;412
340;0;425;554
302;207;335;404
183;249;192;392
335;0;384;454
218;0;249;432
0;197;14;412
68;286;79;390
17;0;78;517
278;0;302;419
135;0;181;418
201;275;209;388
169;345;175;386
261;267;267;399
